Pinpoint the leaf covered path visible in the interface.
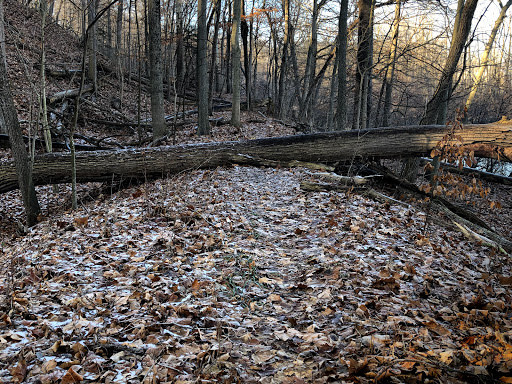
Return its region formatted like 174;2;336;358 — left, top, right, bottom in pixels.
1;166;512;383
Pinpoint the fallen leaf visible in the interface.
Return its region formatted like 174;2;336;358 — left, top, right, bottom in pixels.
10;359;27;383
439;350;454;365
252;350;275;364
317;288;331;299
361;334;391;348
268;293;281;302
42;360;57;373
61;367;83;384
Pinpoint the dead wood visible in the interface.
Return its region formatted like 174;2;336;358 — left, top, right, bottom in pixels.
0;121;510;196
0;133;97;151
46;68;81;78
365;163;511;252
435;201;512;253
308;172;380;185
231;154;335;171
420;158;512;185
48;84;94;104
300;181;365;192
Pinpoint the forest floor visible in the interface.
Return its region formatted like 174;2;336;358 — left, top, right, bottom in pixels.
1;148;512;383
2;0;512;382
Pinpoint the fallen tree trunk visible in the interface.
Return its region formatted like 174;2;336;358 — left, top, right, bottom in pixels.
49;84;94;104
0;133;98;151
0;122;511;194
420;158;512;185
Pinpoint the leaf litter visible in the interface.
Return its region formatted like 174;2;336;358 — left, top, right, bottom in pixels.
0;165;512;383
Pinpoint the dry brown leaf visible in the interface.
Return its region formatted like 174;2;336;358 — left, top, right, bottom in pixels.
10;359;27;383
317;288;331;299
73;216;89;227
252;350;275;364
191;279;200;291
424;320;451;336
61;367;83;383
439;350;454;365
42;360;57;373
268;293;281;302
400;361;417;370
347;357;368;375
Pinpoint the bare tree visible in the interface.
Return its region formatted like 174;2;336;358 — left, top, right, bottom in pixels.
116;0;123;107
87;0;98;91
382;0;401;127
277;0;290;119
420;0;479;125
39;0;52;153
0;0;40;225
402;0;479;183
299;0;328;124
336;0;349;130
231;0;241;127
197;0;210;134
464;0;512;121
208;0;221;114
352;0;374;130
148;0;166;140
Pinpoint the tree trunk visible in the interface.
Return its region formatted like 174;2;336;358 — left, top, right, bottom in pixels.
106;6;112;59
352;0;373;130
420;0;479;125
363;0;375;129
382;0;400;127
464;0;512;121
39;0;52;153
225;0;232;94
231;0;241;127
148;0;166;140
87;0;98;91
0;0;40;225
300;0;327;123
327;51;337;130
336;0;348;130
116;0;123;108
241;0;251;111
1;121;510;194
175;0;184;95
208;0;221;115
277;0;290;119
197;0;209;134
411;0;479;183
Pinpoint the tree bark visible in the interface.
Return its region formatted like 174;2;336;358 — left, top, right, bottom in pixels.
241;0;251;111
208;0;221;115
197;0;209;134
0;121;510;194
0;0;41;224
336;0;348;130
39;0;52;153
277;0;290;119
231;0;241;127
175;0;184;95
87;0;98;91
148;0;166;140
382;0;400;127
116;0;124;108
352;0;373;130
